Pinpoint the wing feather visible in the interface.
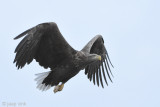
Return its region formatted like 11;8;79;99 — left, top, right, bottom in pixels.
98;62;104;88
105;56;114;77
104;59;113;82
14;22;76;69
95;64;99;87
83;35;113;87
101;61;108;85
93;65;96;85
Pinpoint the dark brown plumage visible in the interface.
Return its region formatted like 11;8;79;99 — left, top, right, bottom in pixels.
13;22;113;92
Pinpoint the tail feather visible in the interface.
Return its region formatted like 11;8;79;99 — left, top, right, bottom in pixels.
35;71;52;91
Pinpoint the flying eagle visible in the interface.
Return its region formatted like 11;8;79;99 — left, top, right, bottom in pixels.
13;22;113;93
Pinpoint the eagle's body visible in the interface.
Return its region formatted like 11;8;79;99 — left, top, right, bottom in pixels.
14;22;113;93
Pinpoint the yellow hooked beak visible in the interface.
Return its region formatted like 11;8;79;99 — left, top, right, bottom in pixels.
96;55;101;61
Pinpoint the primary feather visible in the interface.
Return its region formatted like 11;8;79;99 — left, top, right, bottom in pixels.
82;35;114;87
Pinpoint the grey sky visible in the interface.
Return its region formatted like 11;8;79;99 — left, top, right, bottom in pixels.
0;0;160;107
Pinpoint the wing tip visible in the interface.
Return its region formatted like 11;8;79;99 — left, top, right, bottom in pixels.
14;33;27;40
14;27;32;40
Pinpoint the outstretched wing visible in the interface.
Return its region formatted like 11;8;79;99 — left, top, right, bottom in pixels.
82;35;113;88
14;22;77;69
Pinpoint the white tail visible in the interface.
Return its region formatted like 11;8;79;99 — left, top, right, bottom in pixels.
35;71;52;91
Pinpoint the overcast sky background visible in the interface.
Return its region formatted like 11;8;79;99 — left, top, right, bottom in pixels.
0;0;160;107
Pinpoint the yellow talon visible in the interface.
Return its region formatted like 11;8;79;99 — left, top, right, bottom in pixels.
58;83;64;91
54;83;64;93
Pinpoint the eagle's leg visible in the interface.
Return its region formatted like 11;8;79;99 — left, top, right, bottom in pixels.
53;83;64;93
